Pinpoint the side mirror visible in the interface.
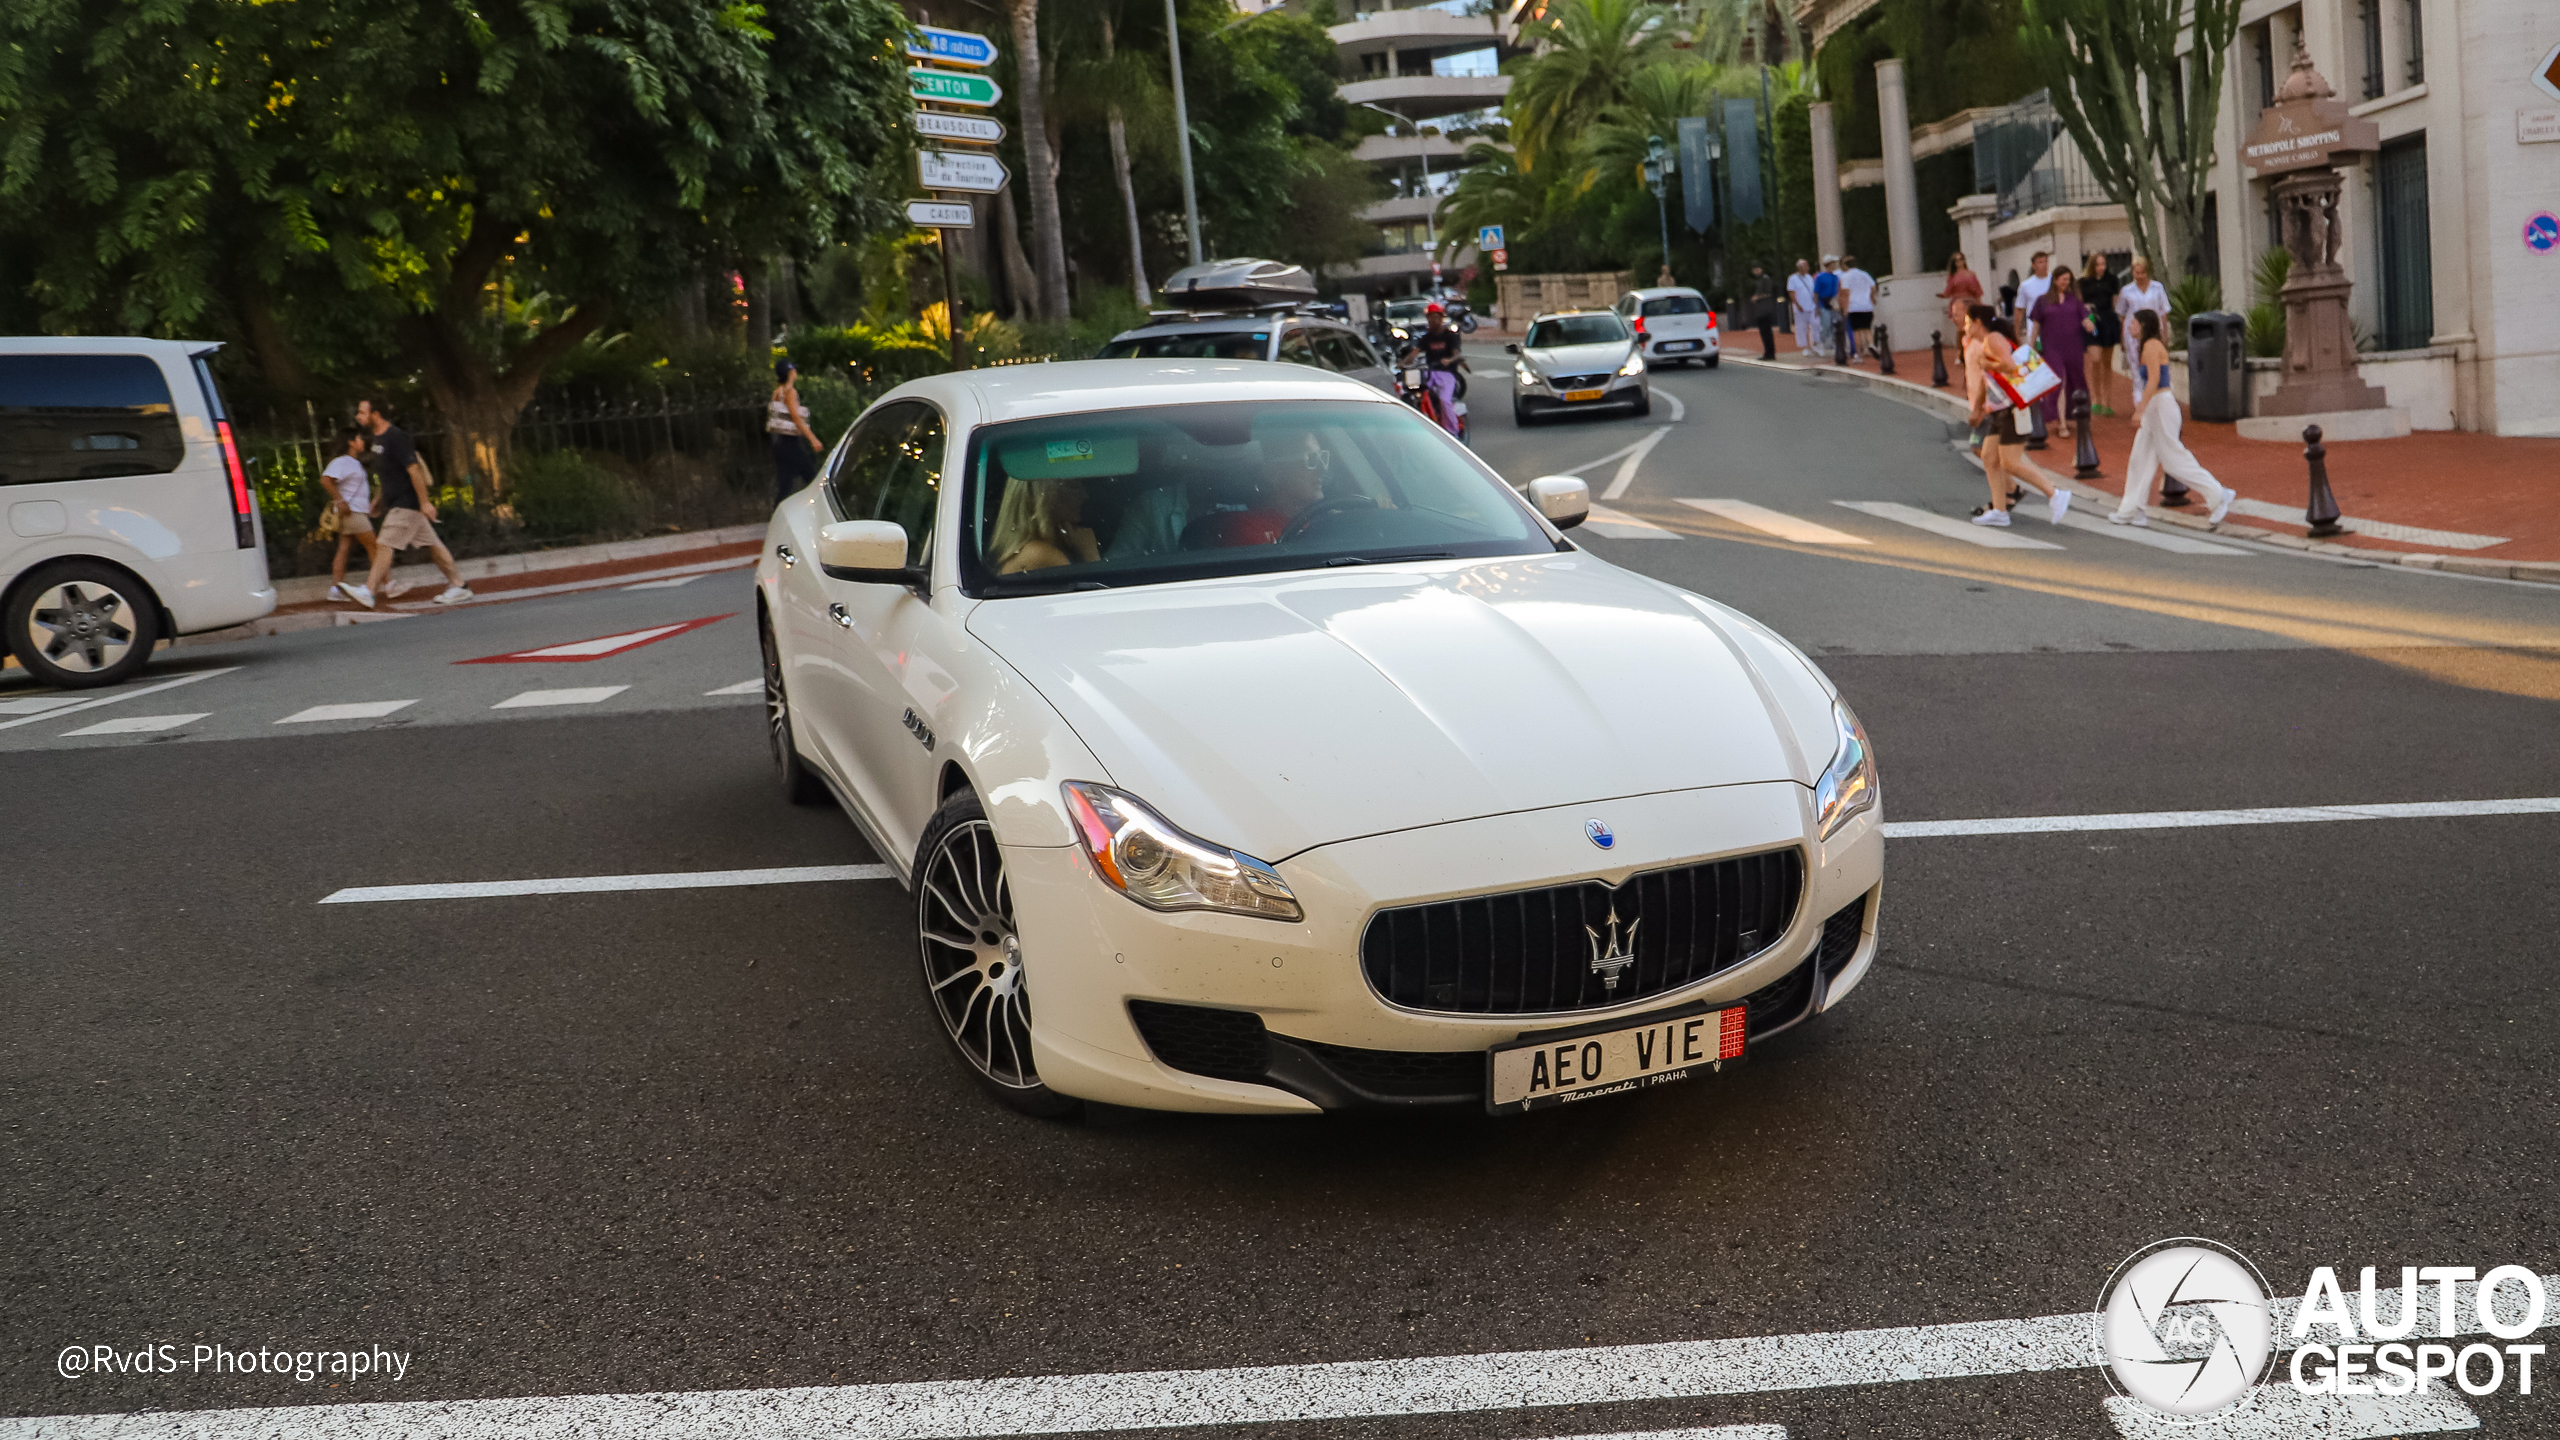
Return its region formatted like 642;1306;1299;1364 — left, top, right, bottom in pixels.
1503;342;1520;355
1525;475;1590;531
819;520;923;587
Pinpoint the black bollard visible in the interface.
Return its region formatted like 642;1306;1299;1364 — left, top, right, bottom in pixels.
1930;331;1949;388
2025;397;2049;450
2303;424;2344;536
1876;323;1896;375
2161;475;2194;505
1834;310;1851;365
2071;388;2101;477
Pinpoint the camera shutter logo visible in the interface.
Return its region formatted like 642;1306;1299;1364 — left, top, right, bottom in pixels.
2095;1239;2275;1420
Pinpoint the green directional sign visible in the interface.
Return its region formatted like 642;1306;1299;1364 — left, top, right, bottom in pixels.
909;68;1003;108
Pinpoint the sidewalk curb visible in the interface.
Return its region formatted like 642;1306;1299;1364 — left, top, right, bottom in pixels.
269;522;768;607
1737;354;2558;587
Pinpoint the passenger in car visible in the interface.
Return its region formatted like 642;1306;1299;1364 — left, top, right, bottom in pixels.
1106;482;1189;559
1184;428;1331;547
989;476;1099;573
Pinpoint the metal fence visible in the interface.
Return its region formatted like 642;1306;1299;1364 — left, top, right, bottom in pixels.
1971;90;2113;221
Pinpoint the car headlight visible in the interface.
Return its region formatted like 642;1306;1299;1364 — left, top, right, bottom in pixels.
1515;362;1539;386
1618;351;1646;376
1061;782;1302;921
1813;700;1877;840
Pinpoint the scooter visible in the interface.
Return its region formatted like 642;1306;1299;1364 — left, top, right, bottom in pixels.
1398;363;1470;444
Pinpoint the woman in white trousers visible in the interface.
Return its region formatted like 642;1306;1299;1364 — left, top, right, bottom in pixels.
2111;310;2238;528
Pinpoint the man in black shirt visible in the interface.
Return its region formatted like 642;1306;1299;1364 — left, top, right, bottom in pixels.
357;399;473;606
1411;305;1468;436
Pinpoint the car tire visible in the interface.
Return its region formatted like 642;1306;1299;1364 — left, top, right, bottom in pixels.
914;790;1080;1119
760;611;828;806
1513;400;1537;427
1628;388;1652;418
4;559;161;690
1704;355;1721;370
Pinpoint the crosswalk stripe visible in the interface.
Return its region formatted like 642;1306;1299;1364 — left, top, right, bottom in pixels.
1677;498;1871;544
704;680;762;696
0;666;237;732
2103;1385;2477;1439
1581;503;1683;539
2056;510;2250;555
319;864;897;903
277;700;419;724
62;712;208;736
623;573;706;590
492;686;628;709
2223;497;2507;550
1832;501;2067;549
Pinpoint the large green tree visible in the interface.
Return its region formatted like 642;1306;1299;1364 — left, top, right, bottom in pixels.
0;0;909;491
1503;0;1677;174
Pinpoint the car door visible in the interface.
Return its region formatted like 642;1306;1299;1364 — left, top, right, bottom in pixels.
774;405;909;798
810;399;960;863
1275;325;1324;372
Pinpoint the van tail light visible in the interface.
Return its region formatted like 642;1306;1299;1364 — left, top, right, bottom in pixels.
1705;313;1718;330
216;419;255;547
1631;316;1646;334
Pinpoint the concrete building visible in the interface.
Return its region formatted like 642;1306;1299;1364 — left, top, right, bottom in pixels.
1794;0;2558;435
1325;1;1513;293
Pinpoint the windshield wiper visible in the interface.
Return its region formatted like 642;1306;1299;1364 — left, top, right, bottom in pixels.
1323;550;1456;567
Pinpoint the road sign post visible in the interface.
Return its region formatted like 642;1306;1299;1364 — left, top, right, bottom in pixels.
915;111;1005;146
918;150;1010;193
909;68;1003;108
906;25;997;67
905;199;975;229
1478;225;1504;252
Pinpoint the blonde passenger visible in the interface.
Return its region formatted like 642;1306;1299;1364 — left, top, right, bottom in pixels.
990;477;1099;573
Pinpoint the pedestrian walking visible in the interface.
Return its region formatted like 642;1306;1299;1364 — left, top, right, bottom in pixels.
1962;305;2069;529
1838;254;1876;361
322;426;380;609
1787;259;1820;352
2027;265;2093;436
1937;250;1982;331
1749;264;1780;360
769;359;822;504
1998;269;2019;322
2111;309;2237;528
2114;257;2170;405
2014;251;2054;345
2078;253;2122;415
1812;257;1842;352
355;400;474;606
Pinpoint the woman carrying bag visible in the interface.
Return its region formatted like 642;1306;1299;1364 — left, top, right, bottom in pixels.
1963;305;2070;529
2110;310;2238;528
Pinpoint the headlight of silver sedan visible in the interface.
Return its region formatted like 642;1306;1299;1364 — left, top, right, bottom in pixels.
1618;351;1646;376
1062;782;1302;921
1813;700;1878;840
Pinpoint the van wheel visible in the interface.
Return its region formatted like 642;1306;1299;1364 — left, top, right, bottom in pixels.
5;560;161;689
1704;355;1721;370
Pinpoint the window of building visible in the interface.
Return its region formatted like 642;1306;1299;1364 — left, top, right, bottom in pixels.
2359;0;2386;99
2251;23;2277;110
2374;134;2432;351
2403;0;2424;85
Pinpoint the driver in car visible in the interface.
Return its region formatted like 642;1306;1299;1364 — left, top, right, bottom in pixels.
1190;426;1333;547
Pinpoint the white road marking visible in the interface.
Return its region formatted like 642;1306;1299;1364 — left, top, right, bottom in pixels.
1582;504;1684;540
319;864;897;903
1556;432;1659;479
2056;510;2251;554
624;573;707;590
2223;497;2507;550
704;679;762;696
1603;426;1673;500
0;666;237;732
0;695;85;715
19;1277;2553;1439
1677;498;1871;544
1573;1429;1781;1440
276;700;418;724
1885;795;2560;838
508;623;696;659
61;712;208;736
2104;1385;2476;1439
491;686;629;709
390;555;754;609
1832;501;2067;550
1657;388;1686;421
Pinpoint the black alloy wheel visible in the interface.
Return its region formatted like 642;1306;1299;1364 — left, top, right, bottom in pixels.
914;791;1078;1117
4;560;161;689
761;612;827;805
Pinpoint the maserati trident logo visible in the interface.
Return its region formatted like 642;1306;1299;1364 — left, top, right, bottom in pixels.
1586;903;1639;994
1585;818;1614;849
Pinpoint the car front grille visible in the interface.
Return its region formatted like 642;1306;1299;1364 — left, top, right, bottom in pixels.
1359;848;1804;1016
1549;373;1612;390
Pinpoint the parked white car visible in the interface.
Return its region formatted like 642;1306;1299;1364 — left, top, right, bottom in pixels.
759;360;1882;1117
1614;286;1721;368
1;337;275;687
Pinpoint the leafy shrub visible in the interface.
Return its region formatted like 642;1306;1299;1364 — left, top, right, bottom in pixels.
796;371;870;448
785;324;948;389
2165;272;2222;346
2244;247;2290;358
508;448;642;539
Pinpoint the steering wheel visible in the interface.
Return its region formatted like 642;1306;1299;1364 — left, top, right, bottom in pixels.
1281;494;1378;542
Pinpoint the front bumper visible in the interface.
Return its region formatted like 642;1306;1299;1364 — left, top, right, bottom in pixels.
1012;781;1884;1114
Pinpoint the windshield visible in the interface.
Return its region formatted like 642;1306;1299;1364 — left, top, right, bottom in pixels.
959;399;1554;596
1642;294;1708;316
1525;315;1630;348
1097;332;1270;360
1384;301;1431;319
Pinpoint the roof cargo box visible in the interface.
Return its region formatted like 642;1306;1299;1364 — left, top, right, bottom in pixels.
1158;258;1316;311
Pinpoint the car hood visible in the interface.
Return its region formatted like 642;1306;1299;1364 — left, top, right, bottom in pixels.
964;556;1826;861
1522;340;1632;376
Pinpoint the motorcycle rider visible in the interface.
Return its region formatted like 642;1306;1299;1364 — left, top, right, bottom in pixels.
1412;302;1468;436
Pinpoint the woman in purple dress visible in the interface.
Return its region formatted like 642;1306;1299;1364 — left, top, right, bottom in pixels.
2028;266;2095;439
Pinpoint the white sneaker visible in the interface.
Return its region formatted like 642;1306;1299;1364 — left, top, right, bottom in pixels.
2207;486;2236;524
2048;490;2073;525
383;579;414;600
433;585;474;605
346;583;378;609
1971;507;2012;528
327;582;346;601
2107;511;2148;528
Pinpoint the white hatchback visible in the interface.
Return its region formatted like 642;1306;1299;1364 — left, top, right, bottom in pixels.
1614;287;1721;368
1;337;275;687
759;360;1882;1118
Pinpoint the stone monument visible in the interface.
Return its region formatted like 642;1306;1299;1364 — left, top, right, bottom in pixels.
2235;38;2409;441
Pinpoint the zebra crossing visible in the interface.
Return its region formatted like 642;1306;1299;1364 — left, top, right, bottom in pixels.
1581;496;2257;556
13;674;761;746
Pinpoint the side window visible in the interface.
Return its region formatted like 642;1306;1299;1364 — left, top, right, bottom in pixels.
0;354;187;487
827;401;944;568
1319;330;1372;372
1276;328;1323;368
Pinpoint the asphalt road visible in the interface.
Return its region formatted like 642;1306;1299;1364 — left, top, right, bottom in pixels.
5;357;2557;1439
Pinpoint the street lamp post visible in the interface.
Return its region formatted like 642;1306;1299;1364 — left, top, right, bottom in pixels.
1359;102;1432;288
1642;134;1676;287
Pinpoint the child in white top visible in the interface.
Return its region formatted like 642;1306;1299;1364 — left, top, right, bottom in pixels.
323;427;381;608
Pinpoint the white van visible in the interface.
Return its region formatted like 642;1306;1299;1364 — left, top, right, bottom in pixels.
1612;286;1721;368
1;337;276;687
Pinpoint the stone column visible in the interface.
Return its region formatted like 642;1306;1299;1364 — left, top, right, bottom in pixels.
1948;194;1998;286
1875;59;1923;277
1809;101;1845;260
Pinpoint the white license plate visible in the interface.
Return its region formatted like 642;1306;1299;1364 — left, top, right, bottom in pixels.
1563;388;1607;402
1487;1004;1745;1114
1659;340;1703;352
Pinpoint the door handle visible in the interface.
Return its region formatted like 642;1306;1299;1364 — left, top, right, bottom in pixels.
775;543;797;568
827;603;853;630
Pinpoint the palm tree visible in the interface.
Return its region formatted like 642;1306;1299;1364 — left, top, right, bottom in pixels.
1572;61;1722;197
1434;142;1551;265
1051;0;1177;306
1504;0;1679;173
1005;0;1073;319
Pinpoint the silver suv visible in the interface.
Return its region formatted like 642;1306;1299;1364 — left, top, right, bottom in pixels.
1506;310;1650;425
1098;314;1395;395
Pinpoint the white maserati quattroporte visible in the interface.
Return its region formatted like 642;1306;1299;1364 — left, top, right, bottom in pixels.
758;360;1881;1117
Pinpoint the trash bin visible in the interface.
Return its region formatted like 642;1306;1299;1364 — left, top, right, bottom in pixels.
2187;311;2249;422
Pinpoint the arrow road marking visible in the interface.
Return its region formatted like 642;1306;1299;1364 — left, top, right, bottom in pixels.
456;614;732;664
1603;426;1672;499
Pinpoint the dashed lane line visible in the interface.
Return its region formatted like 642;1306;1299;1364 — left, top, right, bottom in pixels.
385;555;755;609
277;700;418;724
61;712;207;736
1831;501;2066;550
1882;796;2560;838
1676;499;1870;545
0;695;85;716
490;686;629;709
1582;504;1684;540
704;679;762;696
319;863;897;903
2104;1385;2476;1440
0;667;237;732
